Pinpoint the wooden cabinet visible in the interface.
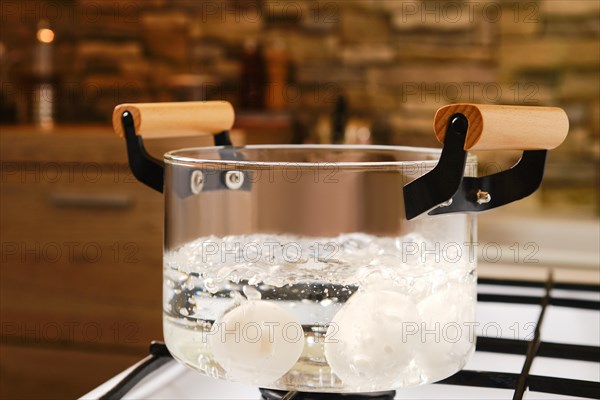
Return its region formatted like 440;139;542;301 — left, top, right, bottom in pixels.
0;126;221;399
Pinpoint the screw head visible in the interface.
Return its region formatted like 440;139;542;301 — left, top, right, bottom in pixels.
439;198;453;207
190;170;204;194
451;115;468;135
475;189;491;205
225;170;244;190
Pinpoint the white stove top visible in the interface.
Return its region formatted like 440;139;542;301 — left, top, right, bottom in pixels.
83;279;600;400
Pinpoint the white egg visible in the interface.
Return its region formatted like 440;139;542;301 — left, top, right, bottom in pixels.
415;283;476;382
209;301;304;385
324;290;422;390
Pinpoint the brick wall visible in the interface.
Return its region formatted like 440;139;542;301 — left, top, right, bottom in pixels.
1;0;598;213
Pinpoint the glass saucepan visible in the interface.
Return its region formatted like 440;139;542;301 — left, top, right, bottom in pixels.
112;101;568;393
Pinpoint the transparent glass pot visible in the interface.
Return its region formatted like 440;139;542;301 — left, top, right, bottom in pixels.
112;102;568;393
163;145;478;392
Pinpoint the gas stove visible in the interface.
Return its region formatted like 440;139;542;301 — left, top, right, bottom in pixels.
83;273;599;400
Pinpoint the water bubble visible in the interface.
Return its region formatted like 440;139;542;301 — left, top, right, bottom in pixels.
247;276;262;286
230;290;245;304
204;278;218;294
243;285;262;301
320;299;333;307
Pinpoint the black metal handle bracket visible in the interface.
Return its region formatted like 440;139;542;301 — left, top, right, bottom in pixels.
122;111;165;193
403;113;548;220
121;111;246;197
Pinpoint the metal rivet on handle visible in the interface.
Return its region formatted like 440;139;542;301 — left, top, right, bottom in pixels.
450;115;468;135
475;189;491;205
190;170;204;194
225;170;244;190
439;199;453;207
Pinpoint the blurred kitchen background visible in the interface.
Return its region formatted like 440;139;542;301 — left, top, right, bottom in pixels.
1;0;599;215
0;0;598;399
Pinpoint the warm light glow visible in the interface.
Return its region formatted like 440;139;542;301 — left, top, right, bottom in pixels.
36;28;54;43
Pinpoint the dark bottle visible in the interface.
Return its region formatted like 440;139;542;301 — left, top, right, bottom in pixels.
331;94;348;144
19;20;58;129
240;39;266;110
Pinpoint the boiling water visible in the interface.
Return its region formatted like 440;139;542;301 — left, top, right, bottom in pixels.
163;233;476;392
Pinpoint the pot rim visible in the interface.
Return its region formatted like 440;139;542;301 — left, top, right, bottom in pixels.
164;144;457;168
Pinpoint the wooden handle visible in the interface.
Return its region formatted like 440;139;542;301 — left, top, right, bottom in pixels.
112;101;235;139
434;104;569;151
